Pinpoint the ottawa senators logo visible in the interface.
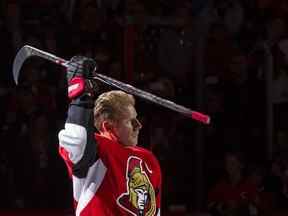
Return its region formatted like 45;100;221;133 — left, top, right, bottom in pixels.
117;156;156;216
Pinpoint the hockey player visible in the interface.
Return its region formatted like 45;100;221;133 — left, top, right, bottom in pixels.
58;56;162;216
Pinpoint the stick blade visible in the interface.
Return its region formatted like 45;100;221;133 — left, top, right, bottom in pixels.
13;45;34;85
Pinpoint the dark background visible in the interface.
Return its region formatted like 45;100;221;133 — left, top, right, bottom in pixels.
1;0;288;215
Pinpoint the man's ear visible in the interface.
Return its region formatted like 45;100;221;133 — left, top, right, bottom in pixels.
102;120;114;132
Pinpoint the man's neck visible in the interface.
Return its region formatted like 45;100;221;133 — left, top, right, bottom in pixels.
100;131;118;143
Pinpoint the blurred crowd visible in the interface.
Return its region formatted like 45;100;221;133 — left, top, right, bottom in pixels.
1;0;288;215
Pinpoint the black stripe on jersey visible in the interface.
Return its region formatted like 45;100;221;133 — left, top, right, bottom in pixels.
67;96;98;178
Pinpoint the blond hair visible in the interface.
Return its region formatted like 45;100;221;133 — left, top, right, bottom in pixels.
94;90;135;131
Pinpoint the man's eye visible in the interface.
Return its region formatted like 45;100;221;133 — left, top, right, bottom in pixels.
131;119;138;127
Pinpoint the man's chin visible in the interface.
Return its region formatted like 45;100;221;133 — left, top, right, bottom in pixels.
131;139;138;146
123;140;137;147
131;137;138;146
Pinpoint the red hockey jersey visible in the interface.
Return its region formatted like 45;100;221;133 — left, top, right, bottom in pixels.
59;123;161;216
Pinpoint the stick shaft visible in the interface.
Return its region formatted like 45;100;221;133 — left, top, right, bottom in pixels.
93;73;210;124
14;45;210;124
29;46;68;66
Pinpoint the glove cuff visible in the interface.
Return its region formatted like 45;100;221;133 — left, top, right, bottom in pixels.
68;77;85;100
70;94;94;109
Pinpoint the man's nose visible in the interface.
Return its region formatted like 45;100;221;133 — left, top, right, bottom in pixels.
135;119;142;129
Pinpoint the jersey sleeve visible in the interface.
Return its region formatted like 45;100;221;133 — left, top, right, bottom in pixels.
58;96;98;178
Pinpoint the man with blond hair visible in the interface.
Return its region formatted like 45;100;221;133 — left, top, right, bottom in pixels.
58;56;161;216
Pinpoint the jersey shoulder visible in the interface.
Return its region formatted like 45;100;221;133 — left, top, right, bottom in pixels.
132;146;160;169
130;146;154;158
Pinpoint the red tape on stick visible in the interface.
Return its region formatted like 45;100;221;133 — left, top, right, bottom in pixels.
191;111;210;124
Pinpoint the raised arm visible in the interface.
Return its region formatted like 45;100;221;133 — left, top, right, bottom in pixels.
58;56;98;178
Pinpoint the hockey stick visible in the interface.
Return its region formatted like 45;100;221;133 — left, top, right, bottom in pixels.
13;45;211;124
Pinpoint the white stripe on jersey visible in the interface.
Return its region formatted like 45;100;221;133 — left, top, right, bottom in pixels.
58;123;87;164
72;176;85;202
157;209;161;216
75;159;107;216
